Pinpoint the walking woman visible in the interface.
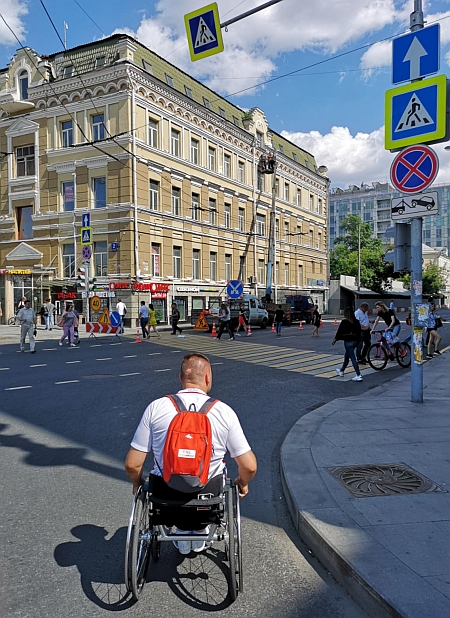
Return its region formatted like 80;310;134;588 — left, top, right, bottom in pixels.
216;303;234;340
427;303;443;358
235;304;251;336
372;301;401;337
333;307;363;381
58;302;78;347
148;303;161;339
311;305;321;337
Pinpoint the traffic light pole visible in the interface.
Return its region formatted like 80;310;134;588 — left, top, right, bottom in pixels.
410;218;423;403
85;261;91;323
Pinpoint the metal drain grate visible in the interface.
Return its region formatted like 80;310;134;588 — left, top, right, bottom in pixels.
326;463;446;498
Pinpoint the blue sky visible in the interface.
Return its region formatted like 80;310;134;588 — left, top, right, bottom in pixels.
2;0;450;186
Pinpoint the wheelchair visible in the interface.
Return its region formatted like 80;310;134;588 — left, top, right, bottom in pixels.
124;477;243;603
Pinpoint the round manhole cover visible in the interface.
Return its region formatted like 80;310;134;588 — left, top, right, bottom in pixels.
83;374;115;379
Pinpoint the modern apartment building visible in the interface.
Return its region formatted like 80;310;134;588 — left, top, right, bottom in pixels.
0;34;329;323
330;181;450;253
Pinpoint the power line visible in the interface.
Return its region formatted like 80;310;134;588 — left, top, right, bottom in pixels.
39;0;65;49
72;0;106;36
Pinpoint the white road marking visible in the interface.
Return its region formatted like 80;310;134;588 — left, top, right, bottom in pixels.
0;368;10;371
119;372;141;377
5;386;32;391
148;353;161;356
55;380;80;385
211;362;223;365
30;364;47;368
66;360;81;364
155;369;171;372
110;343;122;346
96;358;112;361
42;348;57;351
171;350;182;353
123;355;137;358
90;344;102;347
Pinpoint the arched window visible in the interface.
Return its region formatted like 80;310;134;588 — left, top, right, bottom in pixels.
19;70;29;100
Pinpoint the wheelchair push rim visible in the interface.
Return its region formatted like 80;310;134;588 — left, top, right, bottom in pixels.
226;483;243;601
124;487;152;600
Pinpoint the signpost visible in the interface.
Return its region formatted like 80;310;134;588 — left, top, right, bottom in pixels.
226;280;244;300
391;191;439;220
390;144;439;193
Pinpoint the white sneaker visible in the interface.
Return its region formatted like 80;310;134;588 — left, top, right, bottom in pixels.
174;529;191;555
235;333;241;336
59;342;63;346
192;526;211;553
335;369;344;377
352;375;363;382
69;344;76;348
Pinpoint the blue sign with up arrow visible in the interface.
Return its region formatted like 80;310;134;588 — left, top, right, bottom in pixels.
392;24;440;84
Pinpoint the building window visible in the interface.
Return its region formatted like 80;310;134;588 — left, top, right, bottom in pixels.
193;249;201;279
172;187;181;216
171;129;180;157
165;74;174;87
258;259;265;284
318;198;323;215
284;183;289;201
92;177;106;208
190;138;199;165
62;181;74;211
317;232;322;249
16;146;35;177
311;260;315;274
185;86;193;98
320;262;324;274
298;264;303;287
233;116;240;126
224;153;231;178
173;246;182;278
208;146;216;172
142;60;153;74
293;152;298;162
309;194;314;211
95;56;106;68
284;263;289;285
256;214;266;236
279;145;284;154
148;119;158;148
284;222;289;241
297;226;302;244
224;203;231;228
238;160;245;184
61;120;73;148
210;252;217;281
219;107;226;119
203;97;211;109
94;241;108;277
19;70;28;100
151;243;160;276
17;206;33;240
238;208;244;232
209;198;216;225
149;180;159;211
309;230;314;247
225;254;232;281
63;243;75;278
63;65;73;78
256;131;264;147
296;188;301;207
257;171;264;192
92;114;105;141
192;193;200;221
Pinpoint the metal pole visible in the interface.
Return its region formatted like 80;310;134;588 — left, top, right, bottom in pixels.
357;220;361;291
410;217;423;403
72;172;77;272
266;164;277;302
85;260;90;323
220;0;284;29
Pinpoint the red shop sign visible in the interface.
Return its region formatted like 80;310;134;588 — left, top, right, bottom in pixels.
109;282;130;291
133;282;170;292
57;292;77;300
151;292;167;299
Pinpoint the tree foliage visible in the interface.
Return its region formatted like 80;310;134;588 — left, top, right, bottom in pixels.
400;262;447;296
330;215;394;293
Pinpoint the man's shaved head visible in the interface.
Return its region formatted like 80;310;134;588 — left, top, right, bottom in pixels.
180;353;212;390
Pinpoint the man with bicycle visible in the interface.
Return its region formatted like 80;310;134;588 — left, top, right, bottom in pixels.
355;302;371;365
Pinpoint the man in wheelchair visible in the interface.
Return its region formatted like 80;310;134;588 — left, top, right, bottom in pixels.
125;353;257;555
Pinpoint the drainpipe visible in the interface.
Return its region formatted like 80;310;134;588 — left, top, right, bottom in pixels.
251;138;257;297
131;81;139;279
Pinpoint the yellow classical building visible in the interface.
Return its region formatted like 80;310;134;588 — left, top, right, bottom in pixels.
0;34;329;324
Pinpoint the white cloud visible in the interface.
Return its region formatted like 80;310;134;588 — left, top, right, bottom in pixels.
360;40;392;73
0;0;27;46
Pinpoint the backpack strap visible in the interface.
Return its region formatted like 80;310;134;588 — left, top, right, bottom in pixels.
197;397;219;415
165;394;187;413
165;394;219;415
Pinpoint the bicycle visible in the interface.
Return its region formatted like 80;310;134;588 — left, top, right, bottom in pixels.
8;314;19;326
367;330;411;370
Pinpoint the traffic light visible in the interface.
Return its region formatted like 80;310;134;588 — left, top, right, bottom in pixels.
384;223;411;272
77;267;86;288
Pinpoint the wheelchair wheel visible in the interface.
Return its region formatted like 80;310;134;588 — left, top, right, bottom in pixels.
125;489;152;600
367;343;388;370
396;342;411;368
226;484;242;601
151;533;160;561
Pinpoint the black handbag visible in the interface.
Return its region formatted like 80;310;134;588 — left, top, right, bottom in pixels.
435;316;443;329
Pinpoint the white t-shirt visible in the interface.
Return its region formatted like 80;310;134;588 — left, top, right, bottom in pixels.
116;301;126;316
354;308;369;328
131;388;251;479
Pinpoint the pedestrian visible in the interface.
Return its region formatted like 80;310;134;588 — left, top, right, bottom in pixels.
216;303;234;341
116;298;127;333
389;299;396;313
139;301;149;339
355;302;371;364
72;305;81;345
17;299;37;354
235;304;251;336
275;304;284;337
171;302;183;335
58;302;78;347
148;303;161;339
311;305;321;337
372;301;401;338
43;298;55;330
426;303;443;358
125;353;257;554
17;296;27;311
333;306;363;381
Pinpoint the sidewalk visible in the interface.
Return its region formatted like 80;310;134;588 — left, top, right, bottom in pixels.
281;352;450;618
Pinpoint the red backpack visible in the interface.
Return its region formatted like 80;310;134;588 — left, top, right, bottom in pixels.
162;394;218;493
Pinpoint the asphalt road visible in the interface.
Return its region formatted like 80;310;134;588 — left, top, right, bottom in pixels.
0;312;448;618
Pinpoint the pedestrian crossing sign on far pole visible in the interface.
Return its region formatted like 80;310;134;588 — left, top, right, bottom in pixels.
185;3;223;62
385;74;447;150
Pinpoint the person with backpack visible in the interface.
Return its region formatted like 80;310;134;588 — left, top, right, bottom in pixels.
311;305;321;337
215;302;234;341
333;306;363;381
125;353;257;555
426;303;443;358
170;302;183;335
58;302;78;347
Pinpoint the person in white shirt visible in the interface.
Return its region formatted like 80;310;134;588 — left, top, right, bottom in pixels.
116;299;127;333
355;302;371;364
17;300;37;353
125;353;257;554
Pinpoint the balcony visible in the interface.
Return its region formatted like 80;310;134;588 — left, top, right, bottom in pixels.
0;91;35;114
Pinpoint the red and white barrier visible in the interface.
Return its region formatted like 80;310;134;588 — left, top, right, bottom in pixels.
86;322;119;334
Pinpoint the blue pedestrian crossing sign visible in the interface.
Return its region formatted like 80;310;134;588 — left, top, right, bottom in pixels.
385;74;447;150
80;227;92;246
227;280;243;300
392;24;440;84
185;3;223;62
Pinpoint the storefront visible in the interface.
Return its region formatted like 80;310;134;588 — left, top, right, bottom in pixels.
0;268;53;321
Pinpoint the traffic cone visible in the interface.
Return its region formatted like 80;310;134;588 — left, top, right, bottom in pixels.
271;321;276;333
135;329;141;343
298;321;303;330
211;322;217;337
334;317;337;326
320;319;323;328
247;323;252;336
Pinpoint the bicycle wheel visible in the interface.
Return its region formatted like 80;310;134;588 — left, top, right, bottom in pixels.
226;486;238;601
130;493;151;600
396;342;411;368
367;343;388;370
8;316;16;326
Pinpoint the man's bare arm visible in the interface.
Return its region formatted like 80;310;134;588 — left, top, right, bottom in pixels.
125;447;148;494
233;450;257;498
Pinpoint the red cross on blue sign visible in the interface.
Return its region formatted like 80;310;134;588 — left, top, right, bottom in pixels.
390;144;439;194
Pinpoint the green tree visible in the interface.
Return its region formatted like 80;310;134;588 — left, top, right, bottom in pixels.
331;215;394;293
400;262;447;296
